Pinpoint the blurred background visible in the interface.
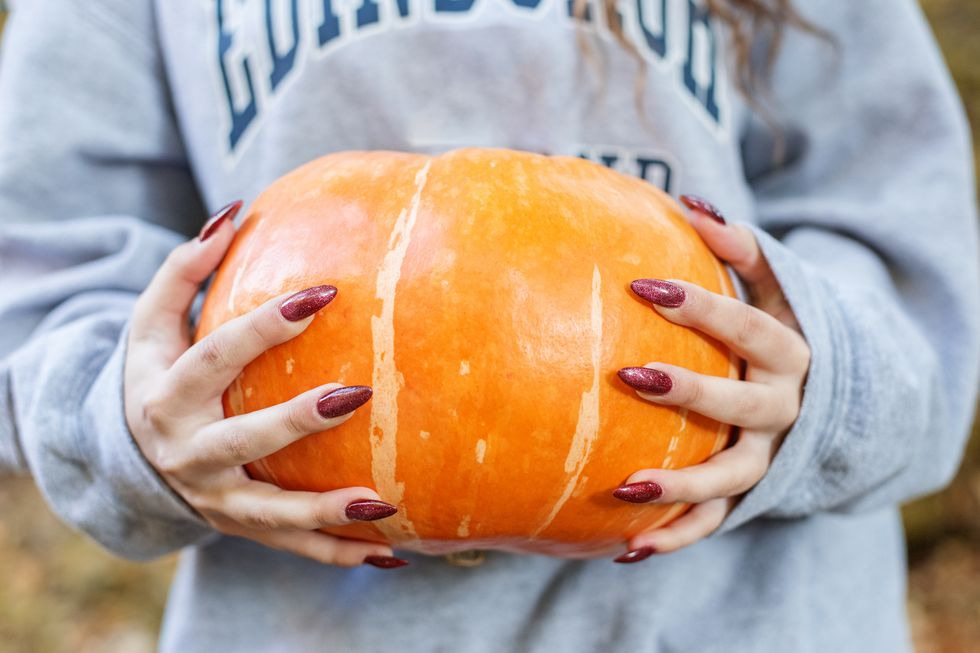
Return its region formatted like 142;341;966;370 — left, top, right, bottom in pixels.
0;1;978;651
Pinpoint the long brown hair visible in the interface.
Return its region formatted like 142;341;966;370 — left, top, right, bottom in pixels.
577;0;831;123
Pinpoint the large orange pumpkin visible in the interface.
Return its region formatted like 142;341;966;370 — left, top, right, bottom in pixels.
197;149;738;558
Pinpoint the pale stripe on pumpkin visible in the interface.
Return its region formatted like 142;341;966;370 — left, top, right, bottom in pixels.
533;264;603;536
368;160;431;541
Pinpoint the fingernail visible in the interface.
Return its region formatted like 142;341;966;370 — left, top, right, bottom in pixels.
617;367;672;395
614;546;656;564
199;200;243;241
346;500;398;522
279;285;338;321
680;194;726;224
630;279;685;308
613;482;663;503
364;555;410;569
317;386;373;419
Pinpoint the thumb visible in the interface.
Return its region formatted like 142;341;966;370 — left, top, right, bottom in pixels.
681;194;775;287
681;195;798;329
130;200;242;369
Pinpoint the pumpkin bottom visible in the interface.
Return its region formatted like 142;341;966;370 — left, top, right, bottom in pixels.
318;504;690;557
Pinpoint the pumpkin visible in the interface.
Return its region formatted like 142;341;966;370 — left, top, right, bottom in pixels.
197;148;738;557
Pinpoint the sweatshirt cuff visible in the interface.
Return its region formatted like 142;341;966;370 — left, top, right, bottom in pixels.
717;227;853;533
79;323;216;557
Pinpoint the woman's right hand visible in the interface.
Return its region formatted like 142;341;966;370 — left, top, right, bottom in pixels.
123;203;407;569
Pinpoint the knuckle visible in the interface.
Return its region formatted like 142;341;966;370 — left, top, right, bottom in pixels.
221;430;254;464
787;336;812;372
152;448;188;477
311;501;343;528
140;393;172;432
197;336;229;372
727;468;758;496
282;402;312;436
779;398;802;428
733;389;764;425
682;374;704;407
239;507;282;531
245;310;278;345
184;489;216;515
705;505;728;532
749;456;771;486
667;475;696;503
678;285;709;323
733;309;764;350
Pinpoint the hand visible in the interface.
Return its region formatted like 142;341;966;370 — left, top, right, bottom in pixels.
610;195;810;564
124;202;407;569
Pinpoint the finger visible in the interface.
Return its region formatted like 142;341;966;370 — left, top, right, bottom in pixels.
131;201;242;360
629;279;809;374
615;431;773;504
246;529;406;568
625;497;732;556
194;383;373;468
213;482;396;532
166;284;337;404
680;195;772;285
618;363;799;430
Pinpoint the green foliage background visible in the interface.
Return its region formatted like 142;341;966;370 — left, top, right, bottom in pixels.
0;2;977;651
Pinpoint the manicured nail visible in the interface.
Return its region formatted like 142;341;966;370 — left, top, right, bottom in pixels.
614;546;656;564
364;555;410;569
618;367;672;395
680;194;726;224
613;481;663;503
630;279;685;308
279;285;338;321
317;386;373;419
346;500;398;522
199;200;243;241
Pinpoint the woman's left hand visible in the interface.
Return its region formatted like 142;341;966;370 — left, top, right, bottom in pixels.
611;195;811;564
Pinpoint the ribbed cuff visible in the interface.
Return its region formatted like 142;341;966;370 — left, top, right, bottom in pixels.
717;227;853;533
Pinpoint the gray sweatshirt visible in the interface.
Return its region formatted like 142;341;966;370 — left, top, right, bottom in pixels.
1;0;978;651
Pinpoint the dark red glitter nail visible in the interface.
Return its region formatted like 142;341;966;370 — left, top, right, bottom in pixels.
630;279;686;308
346;500;398;522
617;367;673;395
680;195;726;224
613;482;664;503
279;285;338;321
199;200;243;241
614;547;656;564
364;555;410;569
317;386;373;419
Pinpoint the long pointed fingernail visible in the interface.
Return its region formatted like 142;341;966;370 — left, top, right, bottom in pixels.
614;546;656;564
618;367;672;395
346;500;398;521
279;285;338;321
680;194;726;224
317;386;373;419
199;200;243;241
613;482;663;503
630;279;685;308
364;555;410;569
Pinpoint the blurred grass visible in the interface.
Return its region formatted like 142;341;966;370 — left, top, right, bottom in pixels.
0;1;978;652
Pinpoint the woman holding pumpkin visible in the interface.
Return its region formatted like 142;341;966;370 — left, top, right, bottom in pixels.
0;0;976;651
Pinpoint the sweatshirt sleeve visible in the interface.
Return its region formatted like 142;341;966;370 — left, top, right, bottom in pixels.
720;0;980;531
0;0;215;558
